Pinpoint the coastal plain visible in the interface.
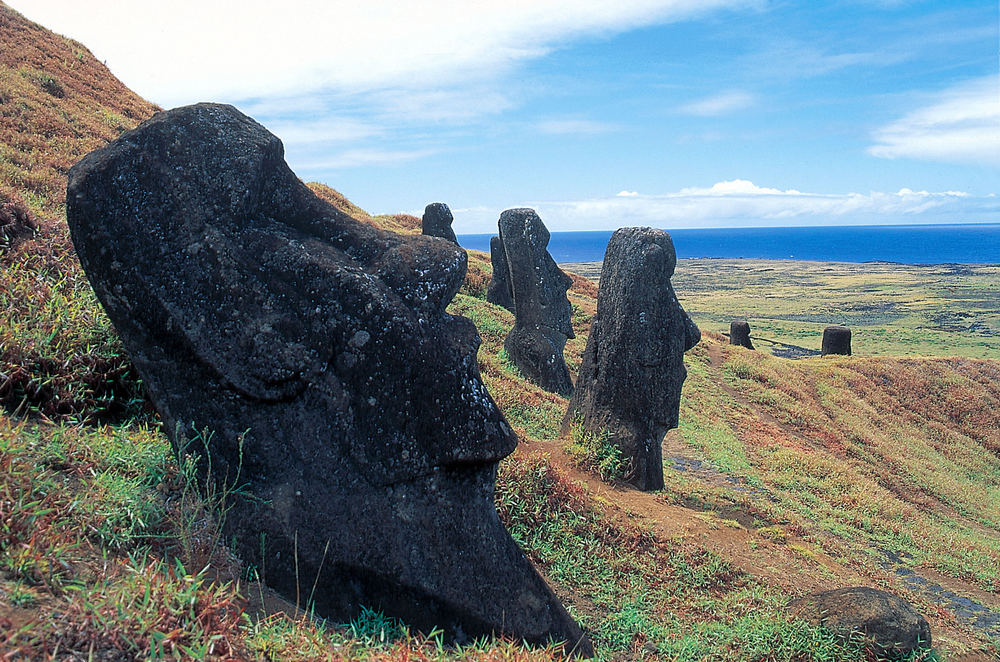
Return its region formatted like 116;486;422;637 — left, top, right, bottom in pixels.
563;259;1000;360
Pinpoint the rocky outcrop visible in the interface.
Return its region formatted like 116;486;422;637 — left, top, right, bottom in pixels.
421;202;458;244
66;103;590;655
0;189;37;251
563;227;700;491
822;325;852;356
789;587;931;658
490;209;575;396
729;320;754;349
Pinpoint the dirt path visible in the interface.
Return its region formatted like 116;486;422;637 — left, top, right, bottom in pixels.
704;343;1000;639
516;421;1000;654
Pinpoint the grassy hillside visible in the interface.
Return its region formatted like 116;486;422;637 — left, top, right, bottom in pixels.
2;2;999;660
565;259;1000;360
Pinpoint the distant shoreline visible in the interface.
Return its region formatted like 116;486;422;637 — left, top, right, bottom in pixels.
559;256;1000;280
460;223;1000;265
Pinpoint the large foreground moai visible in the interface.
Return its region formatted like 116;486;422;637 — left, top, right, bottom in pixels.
563;227;701;491
488;209;575;396
66;103;590;654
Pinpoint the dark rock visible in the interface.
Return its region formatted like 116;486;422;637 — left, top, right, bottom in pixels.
562;227;700;491
822;325;852;356
66;103;590;655
421;202;458;244
492;208;575;396
729;320;754;349
0;189;37;251
789;587;932;658
486;235;514;312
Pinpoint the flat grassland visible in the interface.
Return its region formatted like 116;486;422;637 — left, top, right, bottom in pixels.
562;259;1000;360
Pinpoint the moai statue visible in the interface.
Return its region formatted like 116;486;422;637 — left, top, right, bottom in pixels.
563;227;700;491
67;103;590;655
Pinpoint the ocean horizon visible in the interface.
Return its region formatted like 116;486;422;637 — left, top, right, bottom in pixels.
457;223;1000;265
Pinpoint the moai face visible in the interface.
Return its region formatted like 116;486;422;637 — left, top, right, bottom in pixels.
67;103;588;652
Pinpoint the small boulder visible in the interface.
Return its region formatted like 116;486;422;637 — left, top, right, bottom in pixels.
729;320;754;349
421;202;458;244
563;227;700;491
0;188;37;251
822;325;852;356
789;587;931;658
492;209;575;396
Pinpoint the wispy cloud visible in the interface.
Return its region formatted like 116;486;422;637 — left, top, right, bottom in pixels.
869;76;1000;165
297;148;439;170
12;0;757;107
679;91;754;116
745;41;909;80
536;118;621;135
262;117;383;146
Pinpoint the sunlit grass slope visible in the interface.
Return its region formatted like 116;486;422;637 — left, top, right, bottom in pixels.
2;2;997;658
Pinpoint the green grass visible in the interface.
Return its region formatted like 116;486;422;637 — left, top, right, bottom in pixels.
495;453;910;661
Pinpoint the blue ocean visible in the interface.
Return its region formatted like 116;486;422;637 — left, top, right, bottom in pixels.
458;223;1000;264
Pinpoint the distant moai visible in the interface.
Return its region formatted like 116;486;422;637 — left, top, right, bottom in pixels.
486;236;514;312
563;227;701;491
730;320;754;349
421;202;458;244
489;209;575;396
822;325;852;356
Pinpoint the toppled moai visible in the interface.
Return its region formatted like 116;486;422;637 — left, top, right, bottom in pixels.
489;208;575;396
563;227;701;491
822;325;852;356
421;202;459;244
729;320;754;349
789;587;931;658
66;103;590;655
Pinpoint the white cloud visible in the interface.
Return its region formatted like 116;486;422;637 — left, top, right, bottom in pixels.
536;119;620;135
435;180;998;233
503;180;986;232
296;148;439;170
869;76;1000;166
8;0;756;107
679;91;754;116
262;117;382;146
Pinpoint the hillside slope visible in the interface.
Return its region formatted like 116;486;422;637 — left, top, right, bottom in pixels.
1;3;999;660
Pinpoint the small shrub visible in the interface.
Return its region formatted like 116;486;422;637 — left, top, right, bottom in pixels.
565;415;627;481
37;73;64;98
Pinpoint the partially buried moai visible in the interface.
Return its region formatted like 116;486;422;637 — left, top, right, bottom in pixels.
730;320;754;349
66;103;590;655
563;227;701;491
822;325;852;356
421;202;459;244
488;208;575;396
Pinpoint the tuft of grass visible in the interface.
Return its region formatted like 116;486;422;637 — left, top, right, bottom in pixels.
564;415;627;482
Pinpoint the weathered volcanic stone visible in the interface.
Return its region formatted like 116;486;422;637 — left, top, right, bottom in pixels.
729;320;754;349
486;235;514;312
421;202;458;244
789;587;931;658
492;209;574;396
562;227;700;491
822;325;852;356
66;103;590;655
0;189;36;251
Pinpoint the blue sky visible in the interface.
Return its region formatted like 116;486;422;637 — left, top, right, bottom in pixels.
10;0;1000;233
